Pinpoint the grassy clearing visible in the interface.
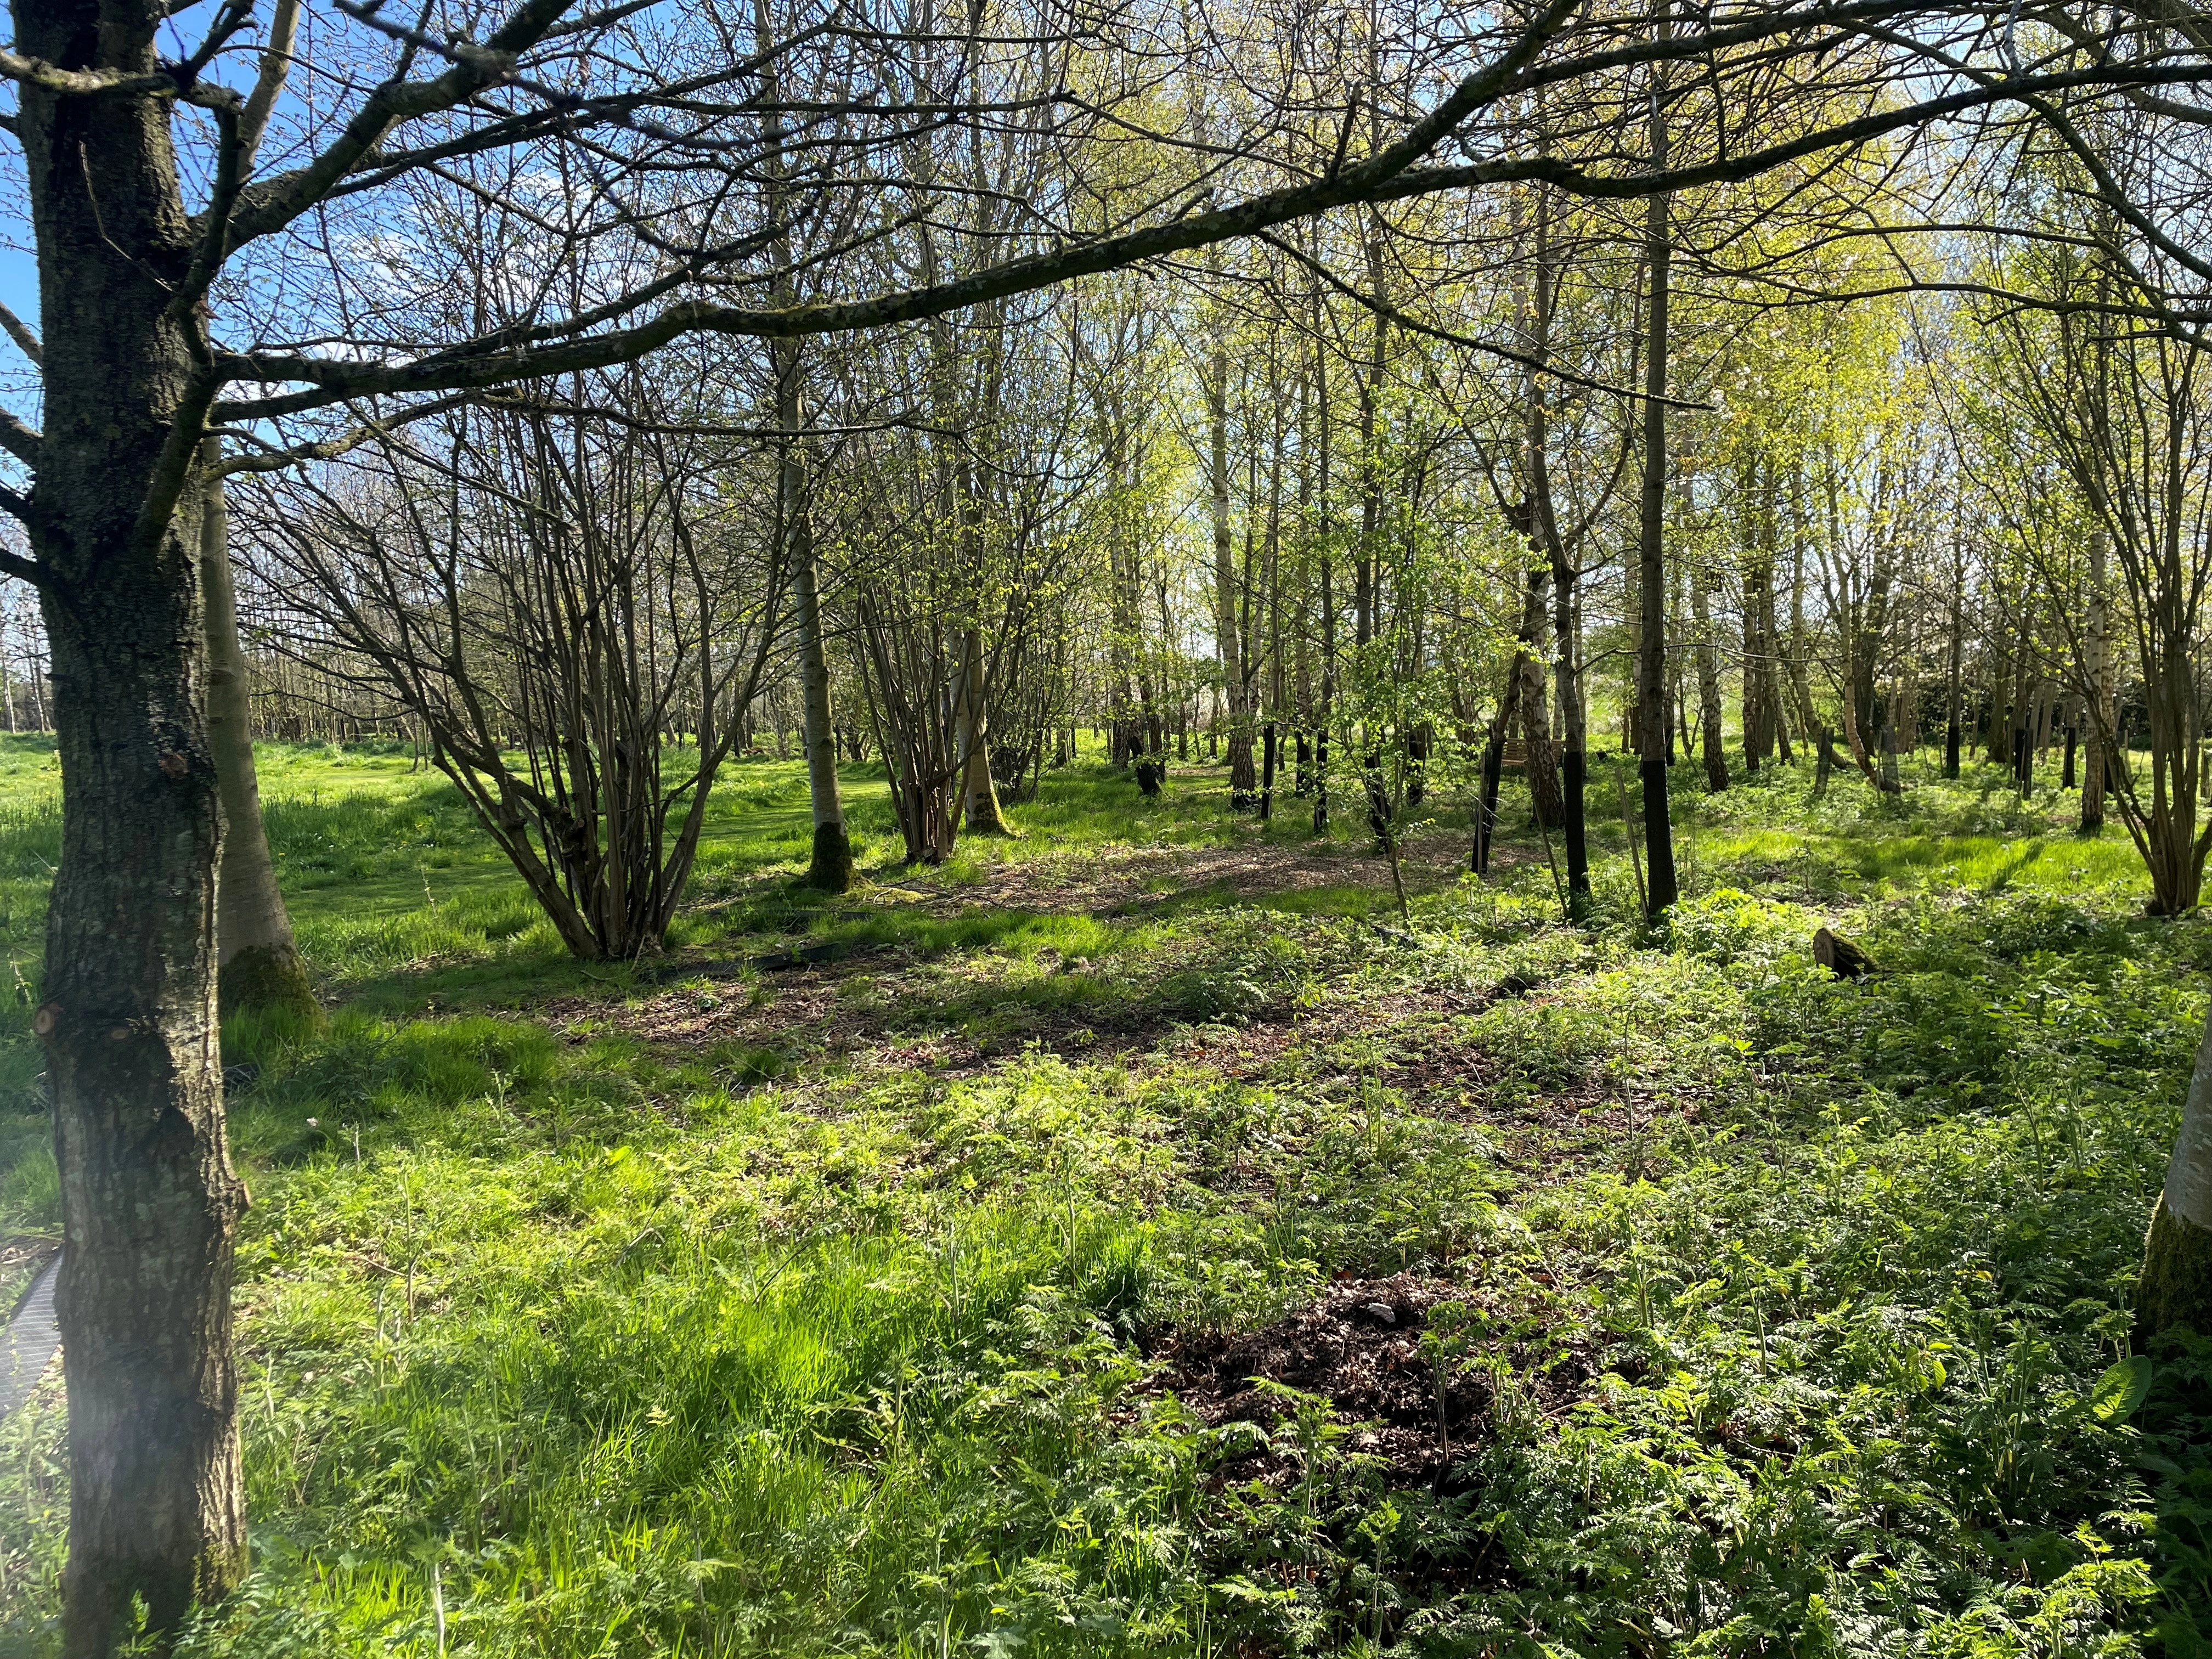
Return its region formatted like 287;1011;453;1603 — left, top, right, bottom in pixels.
0;737;2208;1656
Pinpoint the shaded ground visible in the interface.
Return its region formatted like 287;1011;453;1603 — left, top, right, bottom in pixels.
562;824;1543;1068
933;826;1521;919
562;867;1673;1194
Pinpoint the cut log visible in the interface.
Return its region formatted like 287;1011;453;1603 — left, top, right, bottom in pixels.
1813;927;1875;980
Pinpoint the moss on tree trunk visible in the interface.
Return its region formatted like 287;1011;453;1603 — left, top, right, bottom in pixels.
216;943;318;1026
2140;1192;2212;1342
805;822;854;893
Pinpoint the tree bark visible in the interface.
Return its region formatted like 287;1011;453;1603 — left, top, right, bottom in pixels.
1311;299;1335;836
1691;552;1729;792
19;9;251;1644
952;625;1009;834
1514;172;1575;853
1517;654;1562;828
1986;616;2012;767
780;351;850;890
1515;569;1562;827
1785;487;1820;753
1944;545;1965;780
1740;456;1781;771
2082;524;2111;832
757;13;849;891
1553;552;1589;897
1209;299;1256;804
1636;8;1680;917
1355;210;1392;842
1472;668;1519;876
199;444;312;1020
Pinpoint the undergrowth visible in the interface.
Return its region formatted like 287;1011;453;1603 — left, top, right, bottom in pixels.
0;738;2203;1657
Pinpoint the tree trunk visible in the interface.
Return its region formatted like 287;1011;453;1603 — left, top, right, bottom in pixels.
20;15;250;1646
1209;304;1256;803
2138;628;2206;916
1987;620;2012;766
1944;551;1965;780
1472;669;1519;877
1740;459;1781;771
1785;495;1819;753
1691;553;1729;792
2083;524;2111;832
1514;571;1562;828
1355;207;1391;843
1515;170;1580;877
1312;315;1335;837
1554;567;1589;897
1518;656;1562;828
782;357;850;891
1637;13;1680;918
1;611;17;735
953;626;1008;834
2140;994;2212;1340
1624;504;1644;757
199;446;312;1020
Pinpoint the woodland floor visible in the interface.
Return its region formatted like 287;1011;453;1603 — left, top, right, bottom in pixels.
0;737;2207;1657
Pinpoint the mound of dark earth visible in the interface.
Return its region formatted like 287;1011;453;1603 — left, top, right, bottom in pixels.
1148;1273;1496;1491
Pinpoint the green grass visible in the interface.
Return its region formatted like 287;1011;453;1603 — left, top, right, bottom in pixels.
1;735;2210;1656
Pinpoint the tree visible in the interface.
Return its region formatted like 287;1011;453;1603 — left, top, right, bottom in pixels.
247;382;783;959
1204;257;1259;806
785;403;851;891
1972;261;2212;913
199;447;313;1019
754;7;849;892
1634;1;1682;918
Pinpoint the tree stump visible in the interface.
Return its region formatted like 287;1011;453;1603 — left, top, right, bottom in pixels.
1813;926;1875;979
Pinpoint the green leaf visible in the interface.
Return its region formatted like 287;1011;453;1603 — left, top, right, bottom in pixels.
2091;1355;2154;1422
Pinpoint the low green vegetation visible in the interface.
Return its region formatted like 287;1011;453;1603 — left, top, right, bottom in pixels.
0;737;2206;1656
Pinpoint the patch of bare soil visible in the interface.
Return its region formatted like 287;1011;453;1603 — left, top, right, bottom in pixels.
1146;1273;1594;1494
905;826;1525;919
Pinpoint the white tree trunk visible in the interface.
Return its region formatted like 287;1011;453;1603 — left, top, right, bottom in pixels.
2141;992;2212;1337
